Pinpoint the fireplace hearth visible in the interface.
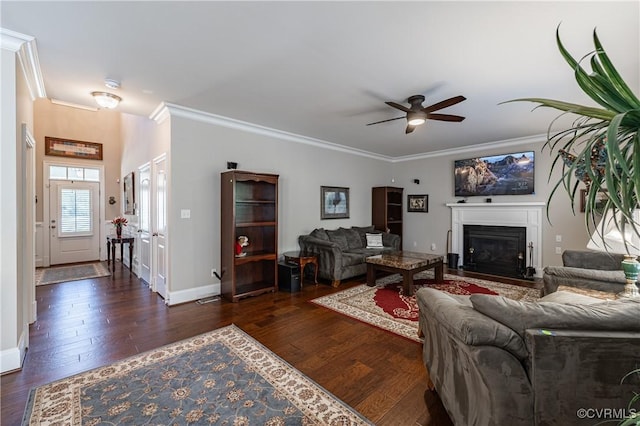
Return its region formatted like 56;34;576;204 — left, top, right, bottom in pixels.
463;225;526;278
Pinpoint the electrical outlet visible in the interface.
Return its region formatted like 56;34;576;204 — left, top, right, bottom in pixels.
413;241;417;247
211;268;217;277
431;243;436;251
555;247;562;254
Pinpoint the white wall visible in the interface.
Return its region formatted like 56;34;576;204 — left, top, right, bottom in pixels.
391;138;590;267
1;42;34;373
168;114;391;295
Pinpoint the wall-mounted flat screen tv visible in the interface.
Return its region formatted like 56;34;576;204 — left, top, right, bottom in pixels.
454;151;534;197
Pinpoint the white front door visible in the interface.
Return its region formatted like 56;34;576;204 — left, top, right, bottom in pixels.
153;155;168;299
138;164;152;284
49;180;100;265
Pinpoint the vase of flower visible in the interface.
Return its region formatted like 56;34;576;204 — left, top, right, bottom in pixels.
111;216;128;238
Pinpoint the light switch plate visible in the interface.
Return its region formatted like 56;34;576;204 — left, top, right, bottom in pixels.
181;209;191;219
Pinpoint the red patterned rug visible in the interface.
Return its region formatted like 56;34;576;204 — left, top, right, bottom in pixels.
311;271;540;343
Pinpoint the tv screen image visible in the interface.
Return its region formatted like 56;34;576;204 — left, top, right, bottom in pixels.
454;151;534;197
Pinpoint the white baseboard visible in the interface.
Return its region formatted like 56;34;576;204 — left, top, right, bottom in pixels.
0;330;27;374
167;283;221;306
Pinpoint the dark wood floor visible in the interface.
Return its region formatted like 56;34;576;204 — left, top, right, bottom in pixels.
1;263;541;425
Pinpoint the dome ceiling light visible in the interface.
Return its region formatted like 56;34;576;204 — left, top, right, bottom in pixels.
91;79;122;109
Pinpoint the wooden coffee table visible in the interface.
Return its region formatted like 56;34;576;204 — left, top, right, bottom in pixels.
366;251;444;295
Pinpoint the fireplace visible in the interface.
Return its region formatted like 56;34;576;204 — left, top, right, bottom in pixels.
463;225;526;278
447;202;545;278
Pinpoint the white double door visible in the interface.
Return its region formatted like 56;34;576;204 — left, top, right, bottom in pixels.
49;180;100;265
138;155;168;300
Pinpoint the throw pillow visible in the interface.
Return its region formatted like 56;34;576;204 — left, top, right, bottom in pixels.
366;233;384;249
309;228;329;241
352;226;375;246
470;294;640;338
341;227;363;249
326;229;349;251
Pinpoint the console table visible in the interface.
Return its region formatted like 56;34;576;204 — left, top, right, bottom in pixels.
107;235;134;277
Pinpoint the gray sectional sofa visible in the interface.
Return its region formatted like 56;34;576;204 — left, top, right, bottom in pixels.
298;226;400;287
417;288;640;426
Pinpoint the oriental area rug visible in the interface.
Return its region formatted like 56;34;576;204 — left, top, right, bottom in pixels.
22;325;372;426
36;262;110;286
311;272;541;343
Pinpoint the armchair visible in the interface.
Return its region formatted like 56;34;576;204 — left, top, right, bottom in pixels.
542;249;627;296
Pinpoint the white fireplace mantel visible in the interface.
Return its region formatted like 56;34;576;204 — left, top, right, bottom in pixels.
446;202;546;277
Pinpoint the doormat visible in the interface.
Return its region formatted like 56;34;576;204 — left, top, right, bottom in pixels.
311;271;541;343
21;324;373;425
36;262;111;286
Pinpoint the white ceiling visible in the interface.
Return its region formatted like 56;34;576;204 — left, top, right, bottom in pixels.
2;1;639;159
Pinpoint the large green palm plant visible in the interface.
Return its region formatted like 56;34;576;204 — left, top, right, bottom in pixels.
508;26;640;242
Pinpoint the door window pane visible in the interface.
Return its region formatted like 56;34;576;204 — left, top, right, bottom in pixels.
49;166;100;182
60;188;92;236
84;169;100;181
50;166;67;180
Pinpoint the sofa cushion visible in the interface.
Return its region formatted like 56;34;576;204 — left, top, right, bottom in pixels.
309;228;329;241
416;288;528;359
539;290;604;305
543;265;626;284
366;233;384;248
341;227;363;249
326;229;349;250
470;294;640;338
352;226;376;246
562;249;625;270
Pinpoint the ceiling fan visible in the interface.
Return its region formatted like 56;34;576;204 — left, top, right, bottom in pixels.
366;94;466;134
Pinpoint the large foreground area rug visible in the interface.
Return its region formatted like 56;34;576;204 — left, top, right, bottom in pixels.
36;262;110;286
22;325;371;425
311;271;541;343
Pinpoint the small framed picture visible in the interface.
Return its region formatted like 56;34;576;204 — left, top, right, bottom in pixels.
408;194;428;212
580;189;609;213
321;186;349;219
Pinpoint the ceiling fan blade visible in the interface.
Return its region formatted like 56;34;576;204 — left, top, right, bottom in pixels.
423;95;466;113
427;113;466;122
385;101;411;113
366;116;405;126
405;124;416;134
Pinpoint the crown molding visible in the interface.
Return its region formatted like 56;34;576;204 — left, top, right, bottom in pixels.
150;101;549;163
0;28;46;100
390;134;548;163
150;102;393;162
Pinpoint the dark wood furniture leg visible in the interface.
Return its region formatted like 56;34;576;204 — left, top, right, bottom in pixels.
111;242;116;275
435;260;444;282
128;241;134;277
107;239;111;266
402;270;414;295
366;263;376;287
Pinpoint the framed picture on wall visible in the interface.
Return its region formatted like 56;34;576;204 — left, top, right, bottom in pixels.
580;189;609;213
321;186;349;219
45;136;103;160
408;194;429;212
123;172;135;215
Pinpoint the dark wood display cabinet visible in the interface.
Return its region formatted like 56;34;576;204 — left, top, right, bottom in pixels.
221;170;279;302
372;186;403;242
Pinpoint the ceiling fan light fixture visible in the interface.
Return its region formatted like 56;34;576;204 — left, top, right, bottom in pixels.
91;91;122;109
407;111;426;126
